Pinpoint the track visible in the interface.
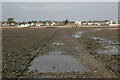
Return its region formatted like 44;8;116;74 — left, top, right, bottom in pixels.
26;28;118;78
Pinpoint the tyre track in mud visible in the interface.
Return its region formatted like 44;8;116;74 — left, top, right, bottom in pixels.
26;29;59;65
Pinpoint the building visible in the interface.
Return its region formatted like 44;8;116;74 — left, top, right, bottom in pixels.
1;22;9;26
109;18;119;26
104;20;110;25
55;21;64;26
81;21;88;25
1;21;16;26
30;22;36;26
87;21;93;25
92;21;101;26
45;21;51;26
51;21;57;26
36;22;44;26
18;22;30;27
75;21;82;25
67;21;75;26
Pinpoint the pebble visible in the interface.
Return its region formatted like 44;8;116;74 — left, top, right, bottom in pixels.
83;77;86;78
94;70;97;73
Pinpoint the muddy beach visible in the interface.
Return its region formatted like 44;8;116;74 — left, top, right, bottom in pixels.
2;27;119;78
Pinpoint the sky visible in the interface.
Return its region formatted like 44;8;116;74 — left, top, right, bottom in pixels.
2;0;120;2
2;2;118;22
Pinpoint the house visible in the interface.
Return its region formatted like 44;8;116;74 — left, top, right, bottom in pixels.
81;21;87;25
109;18;120;26
55;21;64;26
10;23;15;26
104;20;110;25
36;22;44;26
1;22;9;26
75;21;82;25
18;24;29;27
109;18;119;26
51;21;57;26
18;22;30;27
45;22;51;26
87;21;93;25
99;21;105;25
30;22;36;26
92;21;101;26
67;21;75;26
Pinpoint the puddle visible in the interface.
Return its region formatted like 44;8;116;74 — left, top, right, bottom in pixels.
72;30;119;55
88;37;120;55
72;30;100;39
53;42;64;46
72;31;87;38
28;50;89;73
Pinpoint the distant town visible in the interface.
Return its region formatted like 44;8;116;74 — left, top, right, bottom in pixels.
1;18;120;28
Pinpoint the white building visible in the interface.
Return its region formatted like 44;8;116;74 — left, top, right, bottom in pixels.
2;22;9;26
75;21;82;25
30;22;35;26
36;22;44;26
82;22;88;25
18;24;29;27
93;21;101;26
104;21;110;25
51;22;57;26
45;22;50;26
109;18;119;26
87;21;93;25
10;23;15;26
18;22;30;27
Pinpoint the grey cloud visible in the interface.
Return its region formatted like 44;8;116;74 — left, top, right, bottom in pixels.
2;2;118;21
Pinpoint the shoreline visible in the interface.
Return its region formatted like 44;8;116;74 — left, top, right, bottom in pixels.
1;25;120;29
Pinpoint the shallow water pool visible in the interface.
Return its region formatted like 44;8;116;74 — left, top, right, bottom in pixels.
28;50;89;73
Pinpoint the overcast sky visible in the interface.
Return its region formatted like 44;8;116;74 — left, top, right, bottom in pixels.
2;2;118;22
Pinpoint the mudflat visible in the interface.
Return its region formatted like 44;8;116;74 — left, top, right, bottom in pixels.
2;27;119;78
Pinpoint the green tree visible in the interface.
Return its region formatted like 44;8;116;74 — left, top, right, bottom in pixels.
39;20;42;22
64;19;69;25
7;18;15;25
28;21;32;24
